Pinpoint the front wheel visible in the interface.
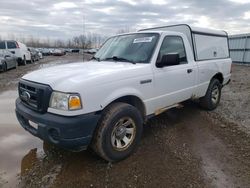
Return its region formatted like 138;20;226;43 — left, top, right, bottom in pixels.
2;62;7;72
199;78;222;110
22;56;26;65
91;102;143;162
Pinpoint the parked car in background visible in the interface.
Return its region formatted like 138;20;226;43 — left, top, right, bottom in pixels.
83;49;89;53
0;40;31;65
71;49;80;53
49;49;54;55
38;50;43;59
52;49;65;56
41;48;51;56
87;48;98;54
28;47;40;63
0;50;17;72
65;48;71;53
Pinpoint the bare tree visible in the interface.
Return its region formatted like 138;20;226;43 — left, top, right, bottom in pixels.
78;34;87;48
73;36;80;47
67;39;72;48
116;26;131;34
0;31;106;49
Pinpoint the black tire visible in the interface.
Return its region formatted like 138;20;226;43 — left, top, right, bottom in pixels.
17;58;22;66
91;102;143;162
22;56;26;65
15;61;18;69
199;78;222;110
2;62;7;72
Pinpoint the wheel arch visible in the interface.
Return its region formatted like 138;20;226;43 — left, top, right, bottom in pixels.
104;95;146;121
211;72;223;84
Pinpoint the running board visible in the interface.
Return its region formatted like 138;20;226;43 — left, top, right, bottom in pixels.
154;103;184;116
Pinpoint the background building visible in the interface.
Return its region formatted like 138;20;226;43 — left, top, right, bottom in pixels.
229;34;250;64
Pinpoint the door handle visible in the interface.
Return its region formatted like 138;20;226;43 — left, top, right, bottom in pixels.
187;69;193;74
140;79;152;84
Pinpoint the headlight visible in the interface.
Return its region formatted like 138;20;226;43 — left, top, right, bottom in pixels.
49;91;82;111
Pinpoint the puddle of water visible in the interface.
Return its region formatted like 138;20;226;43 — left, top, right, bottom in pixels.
189;119;236;188
198;137;235;188
0;90;43;188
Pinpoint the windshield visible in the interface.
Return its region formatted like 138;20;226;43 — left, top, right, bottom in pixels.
0;42;6;49
94;33;159;63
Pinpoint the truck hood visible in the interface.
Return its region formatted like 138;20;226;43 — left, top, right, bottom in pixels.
22;61;152;92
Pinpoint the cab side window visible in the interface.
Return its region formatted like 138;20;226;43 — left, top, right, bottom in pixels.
157;36;187;65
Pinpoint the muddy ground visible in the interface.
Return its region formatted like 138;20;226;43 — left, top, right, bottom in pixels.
0;53;91;92
0;55;249;188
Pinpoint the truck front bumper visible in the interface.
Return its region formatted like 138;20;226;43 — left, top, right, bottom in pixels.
15;98;101;151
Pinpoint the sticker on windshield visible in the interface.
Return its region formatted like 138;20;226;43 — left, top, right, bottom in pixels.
133;37;154;43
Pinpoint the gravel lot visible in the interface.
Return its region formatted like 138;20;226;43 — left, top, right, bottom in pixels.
208;64;250;133
0;55;249;188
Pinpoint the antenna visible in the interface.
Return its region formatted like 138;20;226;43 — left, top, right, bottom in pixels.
82;2;85;61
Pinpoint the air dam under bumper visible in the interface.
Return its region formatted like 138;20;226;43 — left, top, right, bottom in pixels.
15;98;101;151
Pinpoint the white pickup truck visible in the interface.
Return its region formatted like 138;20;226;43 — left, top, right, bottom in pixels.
16;24;231;162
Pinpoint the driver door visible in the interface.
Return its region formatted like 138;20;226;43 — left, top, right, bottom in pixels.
152;35;196;111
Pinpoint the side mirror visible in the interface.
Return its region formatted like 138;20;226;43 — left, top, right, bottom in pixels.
157;53;180;68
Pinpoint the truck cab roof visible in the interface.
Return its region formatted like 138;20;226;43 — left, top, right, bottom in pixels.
138;24;229;61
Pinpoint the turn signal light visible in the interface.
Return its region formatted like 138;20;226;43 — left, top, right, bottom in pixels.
69;95;82;110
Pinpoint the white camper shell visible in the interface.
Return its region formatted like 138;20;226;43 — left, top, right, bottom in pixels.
139;24;229;61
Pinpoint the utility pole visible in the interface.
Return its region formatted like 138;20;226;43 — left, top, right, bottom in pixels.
82;2;85;61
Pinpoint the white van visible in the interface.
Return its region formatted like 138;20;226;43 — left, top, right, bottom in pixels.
0;40;31;65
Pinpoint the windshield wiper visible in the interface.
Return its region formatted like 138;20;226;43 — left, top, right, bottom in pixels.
103;56;136;64
91;56;100;62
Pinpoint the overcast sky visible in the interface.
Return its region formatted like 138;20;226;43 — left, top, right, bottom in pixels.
0;0;250;40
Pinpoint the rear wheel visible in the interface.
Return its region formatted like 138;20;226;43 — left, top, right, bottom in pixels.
199;78;222;110
91;102;143;162
15;60;18;69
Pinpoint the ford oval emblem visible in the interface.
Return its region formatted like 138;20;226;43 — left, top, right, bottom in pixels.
21;91;31;102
